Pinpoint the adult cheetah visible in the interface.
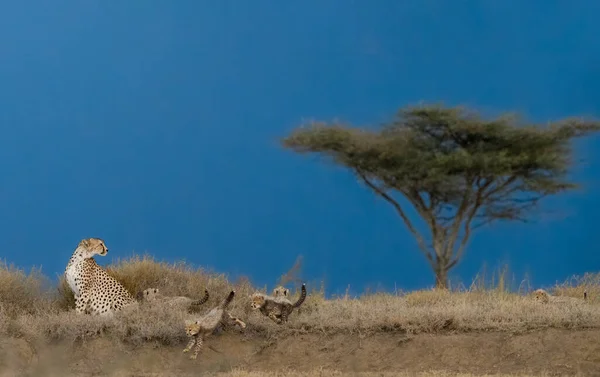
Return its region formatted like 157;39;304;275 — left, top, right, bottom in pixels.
64;237;136;316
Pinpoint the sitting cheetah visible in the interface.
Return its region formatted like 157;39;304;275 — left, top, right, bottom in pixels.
137;287;210;310
64;238;136;316
272;285;290;298
533;288;588;304
250;283;306;324
183;290;246;360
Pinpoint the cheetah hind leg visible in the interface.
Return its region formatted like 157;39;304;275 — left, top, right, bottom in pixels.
190;334;204;360
280;310;289;323
183;337;196;354
225;312;246;329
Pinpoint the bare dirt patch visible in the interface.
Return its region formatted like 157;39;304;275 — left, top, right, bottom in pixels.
2;328;599;376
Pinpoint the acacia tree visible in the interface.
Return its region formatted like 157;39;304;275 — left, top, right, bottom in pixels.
282;105;600;289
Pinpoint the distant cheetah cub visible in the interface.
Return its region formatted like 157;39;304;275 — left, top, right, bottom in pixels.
533;288;588;304
137;287;210;311
250;283;306;324
183;290;246;360
272;285;290;298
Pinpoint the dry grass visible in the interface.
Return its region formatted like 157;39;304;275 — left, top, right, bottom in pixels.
2;257;599;376
0;261;54;317
555;272;600;301
1;255;599;347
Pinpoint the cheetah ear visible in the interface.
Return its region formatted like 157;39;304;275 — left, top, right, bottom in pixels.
78;239;89;247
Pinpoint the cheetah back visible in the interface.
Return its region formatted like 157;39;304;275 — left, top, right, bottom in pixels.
82;259;135;315
258;296;294;319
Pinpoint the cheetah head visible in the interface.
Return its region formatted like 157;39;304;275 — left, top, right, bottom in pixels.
249;293;267;309
184;321;201;336
137;287;159;301
533;289;550;303
77;238;108;258
272;286;289;298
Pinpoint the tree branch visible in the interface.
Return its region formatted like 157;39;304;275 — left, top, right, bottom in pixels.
358;171;435;266
448;178;493;267
403;188;444;259
443;177;475;259
482;176;517;202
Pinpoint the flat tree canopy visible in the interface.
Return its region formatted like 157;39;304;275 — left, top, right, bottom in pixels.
282;104;600;288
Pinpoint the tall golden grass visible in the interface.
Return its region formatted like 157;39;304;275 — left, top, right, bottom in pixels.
0;255;598;347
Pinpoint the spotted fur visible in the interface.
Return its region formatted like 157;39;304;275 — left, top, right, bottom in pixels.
137;287;210;310
183;290;246;360
250;283;306;324
533;288;588;304
273;285;290;298
64;238;135;316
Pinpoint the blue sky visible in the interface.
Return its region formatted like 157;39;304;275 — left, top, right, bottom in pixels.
1;2;599;295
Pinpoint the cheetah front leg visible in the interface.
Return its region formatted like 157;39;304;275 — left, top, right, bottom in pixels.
190;334;204;360
267;311;283;324
183;337;196;354
75;294;90;314
75;298;85;314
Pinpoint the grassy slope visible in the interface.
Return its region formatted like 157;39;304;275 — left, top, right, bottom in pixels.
1;256;599;376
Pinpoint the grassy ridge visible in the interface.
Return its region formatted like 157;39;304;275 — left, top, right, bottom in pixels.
0;255;598;347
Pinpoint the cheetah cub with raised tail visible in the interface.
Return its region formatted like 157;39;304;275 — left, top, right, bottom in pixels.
183;290;246;360
250;283;306;324
137;287;210;311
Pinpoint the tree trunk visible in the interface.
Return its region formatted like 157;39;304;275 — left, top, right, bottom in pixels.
434;265;449;289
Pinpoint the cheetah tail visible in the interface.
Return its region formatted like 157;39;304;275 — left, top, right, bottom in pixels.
292;284;307;308
218;290;235;309
192;289;210;306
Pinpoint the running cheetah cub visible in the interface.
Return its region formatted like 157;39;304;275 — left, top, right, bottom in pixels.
250;283;306;324
183;290;246;360
137;287;210;311
533;288;588;304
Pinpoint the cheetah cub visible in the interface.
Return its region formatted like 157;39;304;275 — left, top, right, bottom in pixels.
533;288;588;304
183;290;246;360
272;285;290;298
137;287;210;311
250;283;306;324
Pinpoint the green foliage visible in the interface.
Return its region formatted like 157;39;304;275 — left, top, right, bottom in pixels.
282;104;600;287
